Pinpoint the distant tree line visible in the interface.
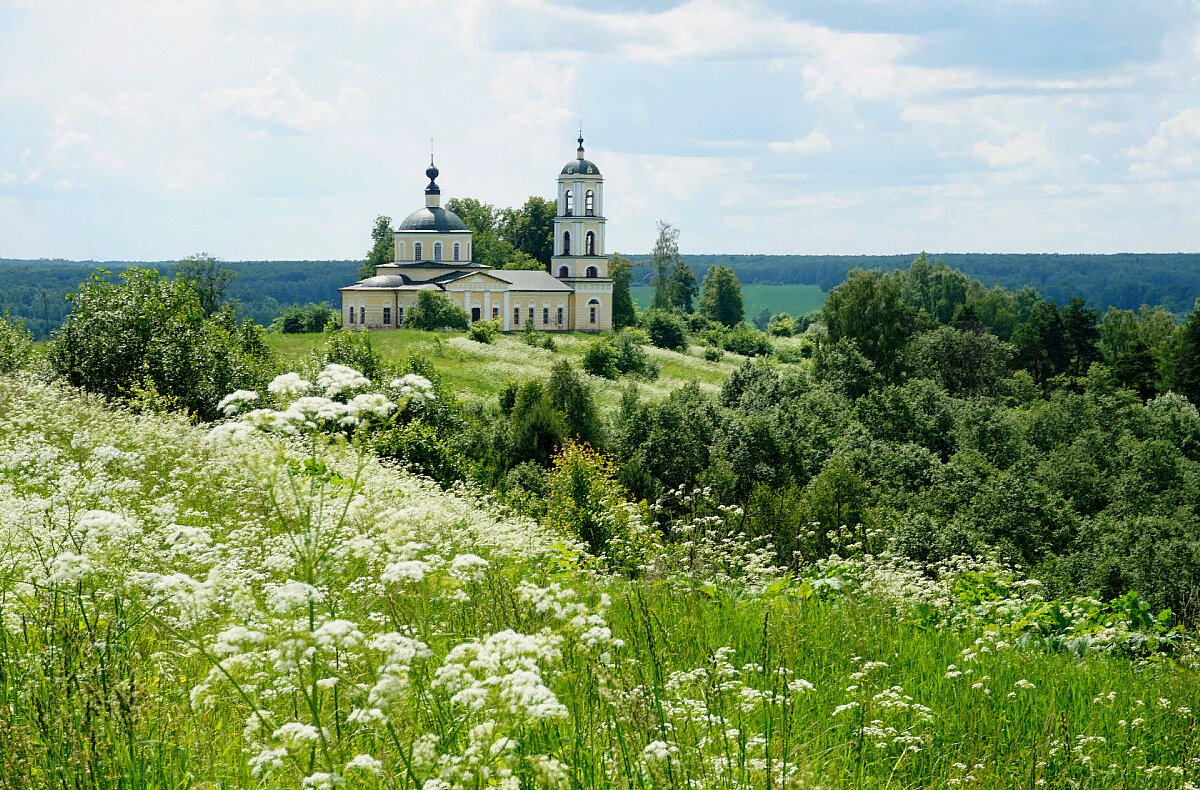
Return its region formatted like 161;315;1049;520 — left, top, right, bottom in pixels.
628;252;1200;317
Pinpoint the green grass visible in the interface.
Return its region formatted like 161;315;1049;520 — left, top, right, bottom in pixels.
267;329;750;407
0;372;1196;788
630;284;826;320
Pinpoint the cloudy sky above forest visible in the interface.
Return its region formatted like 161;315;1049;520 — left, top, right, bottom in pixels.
2;0;1199;260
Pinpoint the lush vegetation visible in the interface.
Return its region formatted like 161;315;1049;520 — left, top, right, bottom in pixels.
3;252;1200;787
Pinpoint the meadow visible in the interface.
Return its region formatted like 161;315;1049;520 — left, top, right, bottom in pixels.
0;357;1197;789
629;285;826;321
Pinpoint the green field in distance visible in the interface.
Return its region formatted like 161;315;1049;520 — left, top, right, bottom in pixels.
630;283;825;320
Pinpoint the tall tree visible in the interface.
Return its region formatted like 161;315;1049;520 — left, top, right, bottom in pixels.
650;221;681;311
668;257;698;313
609;253;637;328
502;196;556;269
360;215;394;279
175;252;236;316
1166;298;1200;404
1060;296;1100;384
821;269;915;382
697;264;744;328
1011;300;1068;392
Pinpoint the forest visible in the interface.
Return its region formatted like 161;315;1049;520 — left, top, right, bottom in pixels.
5;249;1200;339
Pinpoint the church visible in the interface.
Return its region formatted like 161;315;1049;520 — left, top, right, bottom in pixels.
340;135;613;332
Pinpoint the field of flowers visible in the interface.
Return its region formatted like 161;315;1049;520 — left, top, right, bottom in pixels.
1;368;1198;789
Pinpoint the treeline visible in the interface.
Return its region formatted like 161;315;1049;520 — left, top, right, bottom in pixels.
628;252;1200;316
0;258;358;338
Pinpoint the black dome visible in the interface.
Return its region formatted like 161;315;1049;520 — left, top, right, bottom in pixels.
397;206;468;232
561;158;601;176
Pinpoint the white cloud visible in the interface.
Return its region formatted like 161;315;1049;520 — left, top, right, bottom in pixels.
769;132;832;154
203;68;364;132
1128;107;1200;178
971;131;1054;169
0;170;16;185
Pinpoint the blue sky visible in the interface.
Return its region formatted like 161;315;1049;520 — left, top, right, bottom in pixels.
1;0;1198;260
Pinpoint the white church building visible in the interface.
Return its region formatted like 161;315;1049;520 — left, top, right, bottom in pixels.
340;135;613;332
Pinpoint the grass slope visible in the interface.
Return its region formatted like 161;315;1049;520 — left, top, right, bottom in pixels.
0;372;1196;788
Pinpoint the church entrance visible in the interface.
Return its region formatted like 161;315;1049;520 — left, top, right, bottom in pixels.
471;307;481;322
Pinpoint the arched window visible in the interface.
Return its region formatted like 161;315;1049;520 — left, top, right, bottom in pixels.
586;265;598;278
413;242;423;261
586;231;595;256
585;190;594;216
588;298;600;325
562;231;571;256
433;242;443;262
453;242;460;261
564;189;574;216
558;265;569;278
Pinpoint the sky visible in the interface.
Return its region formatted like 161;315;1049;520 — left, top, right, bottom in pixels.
1;0;1199;261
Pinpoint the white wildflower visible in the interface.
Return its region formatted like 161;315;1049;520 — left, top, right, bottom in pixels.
346;754;382;774
268;581;324;613
317;364;370;397
268;372;312;397
217;389;259;416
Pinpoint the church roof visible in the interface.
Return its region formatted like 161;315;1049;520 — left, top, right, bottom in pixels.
560;158;600;176
397;206;469;232
491;269;574;292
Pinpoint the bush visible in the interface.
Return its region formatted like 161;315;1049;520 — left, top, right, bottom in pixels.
468;319;500;344
703;345;724;363
0;311;32;374
724;322;772;357
372;420;467;487
521;322;557;351
403;291;469;331
581;339;620;379
768;312;794;337
47;268;272;421
613;330;660;379
269;303;339;334
643;309;688;351
323;327;384;381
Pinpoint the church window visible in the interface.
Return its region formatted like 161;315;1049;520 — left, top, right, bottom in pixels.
398;306;404;324
383;306;391;325
453;242;460;261
414;242;423;261
586;231;595;256
542;307;549;325
360;306;366;325
492;305;499;319
348;305;355;324
558;265;569;278
586;265;598;278
565;189;574;216
585;190;594;216
529;307;534;323
433;242;443;261
588;298;599;325
562;231;570;255
513;307;520;325
557;307;563;325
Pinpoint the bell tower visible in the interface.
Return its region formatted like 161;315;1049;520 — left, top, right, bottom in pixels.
551;129;607;282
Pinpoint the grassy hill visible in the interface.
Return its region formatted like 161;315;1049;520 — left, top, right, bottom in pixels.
1;368;1196;787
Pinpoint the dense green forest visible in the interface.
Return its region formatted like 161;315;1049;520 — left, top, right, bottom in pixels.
0;258;359;338
4;251;1200;339
629;253;1200;316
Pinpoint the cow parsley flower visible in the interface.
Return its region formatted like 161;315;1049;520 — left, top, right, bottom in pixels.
217;389;259;417
268;372;313;398
268;581;324;613
317;364;370;397
48;551;93;584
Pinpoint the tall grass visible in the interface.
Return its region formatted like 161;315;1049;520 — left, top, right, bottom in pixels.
0;371;1196;789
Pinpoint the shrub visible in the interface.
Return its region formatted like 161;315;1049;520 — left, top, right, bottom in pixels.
468;319;500;344
521;321;557;351
581;338;620;379
0;311;32;374
703;345;724;363
613;330;660;379
643;309;688;351
323;327;384;381
768;312;794;336
47;268;272;421
372;420;467;487
724;322;772;357
546;439;641;562
403;291;469;331
269;303;338;334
